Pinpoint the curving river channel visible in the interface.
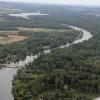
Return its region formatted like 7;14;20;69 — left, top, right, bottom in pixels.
0;25;93;100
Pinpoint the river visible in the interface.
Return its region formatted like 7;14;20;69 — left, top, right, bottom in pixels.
8;12;49;19
0;25;93;100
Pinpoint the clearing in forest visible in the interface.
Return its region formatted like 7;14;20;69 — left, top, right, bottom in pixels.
17;27;72;32
0;31;28;44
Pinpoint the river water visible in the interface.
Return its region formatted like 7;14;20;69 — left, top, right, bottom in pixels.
0;25;93;100
9;12;49;19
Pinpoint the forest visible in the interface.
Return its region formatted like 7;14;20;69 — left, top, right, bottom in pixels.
0;2;100;100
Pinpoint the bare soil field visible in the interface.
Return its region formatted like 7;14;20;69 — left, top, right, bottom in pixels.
0;31;28;44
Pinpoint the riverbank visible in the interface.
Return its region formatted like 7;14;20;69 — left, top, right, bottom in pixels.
0;64;6;69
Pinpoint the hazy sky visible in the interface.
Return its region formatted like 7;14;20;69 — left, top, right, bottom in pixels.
0;0;100;5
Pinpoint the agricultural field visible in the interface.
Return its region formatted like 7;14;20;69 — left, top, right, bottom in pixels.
17;27;72;32
0;31;28;44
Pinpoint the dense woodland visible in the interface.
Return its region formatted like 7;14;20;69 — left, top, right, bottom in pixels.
13;47;100;100
0;2;100;100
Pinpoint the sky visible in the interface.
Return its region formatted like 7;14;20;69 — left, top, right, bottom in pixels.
0;0;100;6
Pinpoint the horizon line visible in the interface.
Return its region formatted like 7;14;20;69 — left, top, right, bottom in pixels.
1;1;100;7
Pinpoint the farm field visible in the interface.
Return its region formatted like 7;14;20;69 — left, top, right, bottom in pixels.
17;27;72;32
0;31;28;44
0;34;28;44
